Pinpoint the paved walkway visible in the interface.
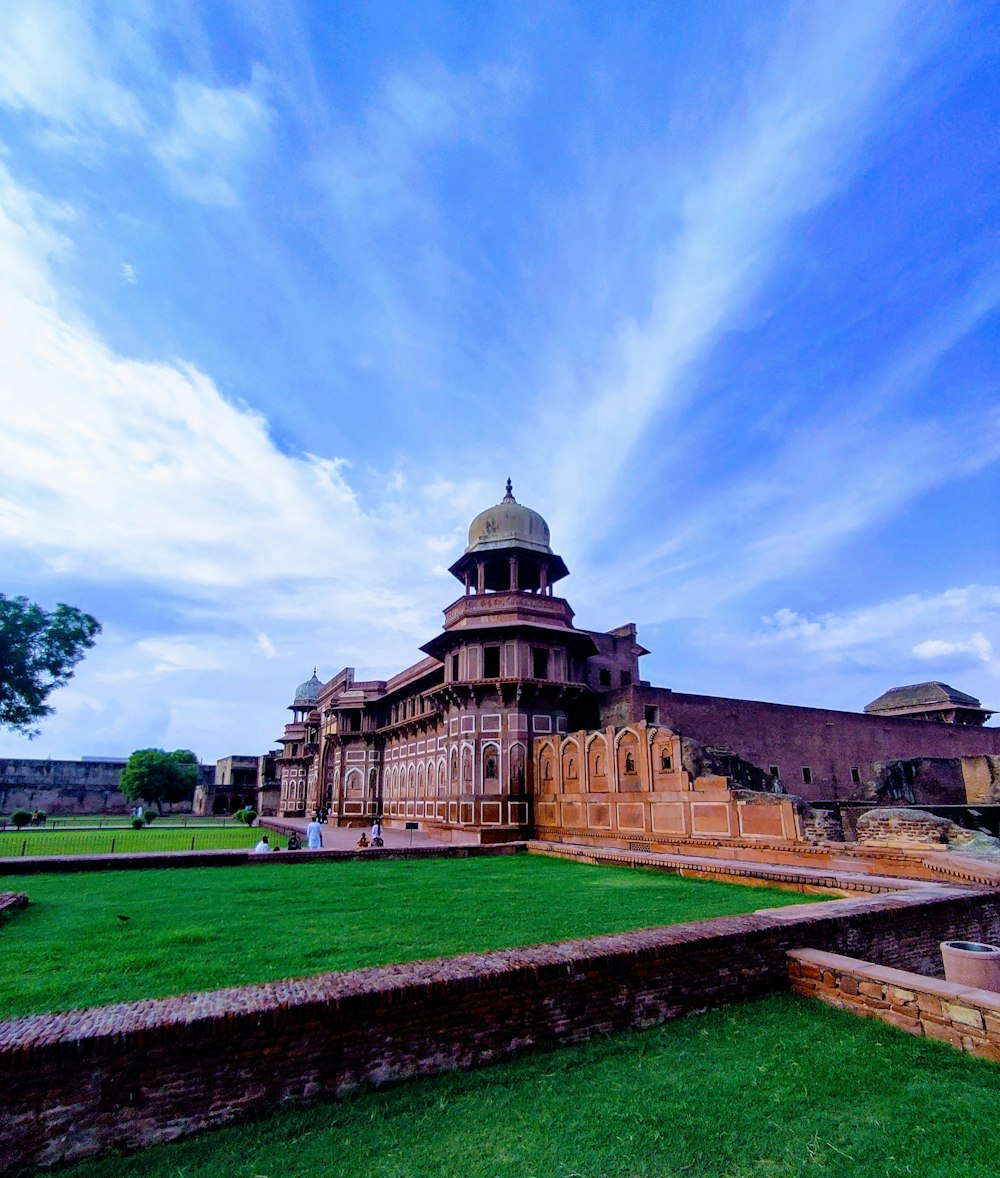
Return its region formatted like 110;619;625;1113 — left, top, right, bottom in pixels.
262;815;480;851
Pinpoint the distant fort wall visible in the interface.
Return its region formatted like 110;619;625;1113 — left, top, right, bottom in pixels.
632;688;1000;806
0;759;210;816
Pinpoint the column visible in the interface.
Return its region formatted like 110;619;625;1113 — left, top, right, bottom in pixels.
509;555;519;591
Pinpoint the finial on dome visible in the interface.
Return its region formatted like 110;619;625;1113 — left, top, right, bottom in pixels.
503;477;516;503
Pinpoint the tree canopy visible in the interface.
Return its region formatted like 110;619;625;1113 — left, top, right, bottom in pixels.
0;594;101;736
119;749;203;813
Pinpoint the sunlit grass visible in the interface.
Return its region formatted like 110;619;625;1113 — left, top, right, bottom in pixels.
53;994;1000;1178
0;855;814;1018
0;825;280;857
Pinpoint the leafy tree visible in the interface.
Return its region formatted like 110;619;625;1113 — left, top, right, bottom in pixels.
119;749;202;815
0;595;101;736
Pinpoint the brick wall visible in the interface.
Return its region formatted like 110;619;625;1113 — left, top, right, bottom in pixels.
2;883;999;1173
855;808;954;846
788;948;1000;1061
631;687;1000;805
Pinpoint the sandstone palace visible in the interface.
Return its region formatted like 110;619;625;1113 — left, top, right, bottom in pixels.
272;482;1000;845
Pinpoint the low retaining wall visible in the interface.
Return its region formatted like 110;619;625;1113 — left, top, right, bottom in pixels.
2;882;999;1173
788;947;1000;1061
0;842;519;876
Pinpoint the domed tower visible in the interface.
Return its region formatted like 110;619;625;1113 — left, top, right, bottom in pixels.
449;478;569;596
419;478;593;725
290;669;322;722
276;669;323;817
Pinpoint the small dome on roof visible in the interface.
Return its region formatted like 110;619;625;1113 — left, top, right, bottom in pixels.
293;669;322;706
466;479;553;556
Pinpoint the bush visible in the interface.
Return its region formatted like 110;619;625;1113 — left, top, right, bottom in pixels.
239;808;258;827
141;809;155;824
131;817;144;830
10;810;31;829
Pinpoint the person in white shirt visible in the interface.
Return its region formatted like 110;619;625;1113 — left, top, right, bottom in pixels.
253;835;272;853
305;816;323;849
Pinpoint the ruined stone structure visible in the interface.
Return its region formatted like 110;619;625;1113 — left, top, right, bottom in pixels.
192;755;277;817
273;484;1000;843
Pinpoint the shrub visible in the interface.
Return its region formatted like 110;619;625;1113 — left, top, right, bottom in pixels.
240;808;258;827
10;810;31;829
141;809;155;825
131;817;144;830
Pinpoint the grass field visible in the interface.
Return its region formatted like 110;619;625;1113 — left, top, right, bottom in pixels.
0;824;286;858
51;993;1000;1178
0;855;816;1018
1;815;240;828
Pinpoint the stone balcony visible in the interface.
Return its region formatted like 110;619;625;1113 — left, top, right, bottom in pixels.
442;591;575;632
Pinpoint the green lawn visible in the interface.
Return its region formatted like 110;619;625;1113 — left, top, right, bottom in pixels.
0;855;815;1018
0;824;284;858
2;815;240;828
49;993;1000;1178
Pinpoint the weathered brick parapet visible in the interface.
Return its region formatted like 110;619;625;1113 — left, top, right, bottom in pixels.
788;947;1000;1062
0;841;520;876
2;882;999;1173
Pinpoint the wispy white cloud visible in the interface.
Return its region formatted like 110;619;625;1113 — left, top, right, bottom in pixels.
541;2;953;553
756;586;1000;674
152;72;273;206
0;0;146;139
309;62;525;226
913;632;995;667
0;2;272;207
0;162;369;590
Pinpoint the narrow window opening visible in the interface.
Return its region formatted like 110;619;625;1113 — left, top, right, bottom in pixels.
801;766;812;785
850;766;861;784
483;646;501;678
599;669;611;687
451;652;459;680
769;765;779;779
533;648;548;679
620;670;632;687
644;705;659;724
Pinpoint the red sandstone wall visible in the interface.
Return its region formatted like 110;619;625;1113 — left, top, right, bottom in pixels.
636;689;1000;804
2;885;999;1174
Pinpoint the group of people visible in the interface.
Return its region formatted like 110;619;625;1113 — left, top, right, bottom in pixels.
252;814;385;854
253;814;327;854
357;816;383;849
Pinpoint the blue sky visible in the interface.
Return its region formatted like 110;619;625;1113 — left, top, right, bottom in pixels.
0;0;997;762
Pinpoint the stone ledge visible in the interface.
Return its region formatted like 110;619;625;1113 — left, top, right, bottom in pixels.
787;946;1000;1061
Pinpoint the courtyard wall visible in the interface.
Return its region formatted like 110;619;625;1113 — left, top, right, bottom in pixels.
1;879;999;1173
